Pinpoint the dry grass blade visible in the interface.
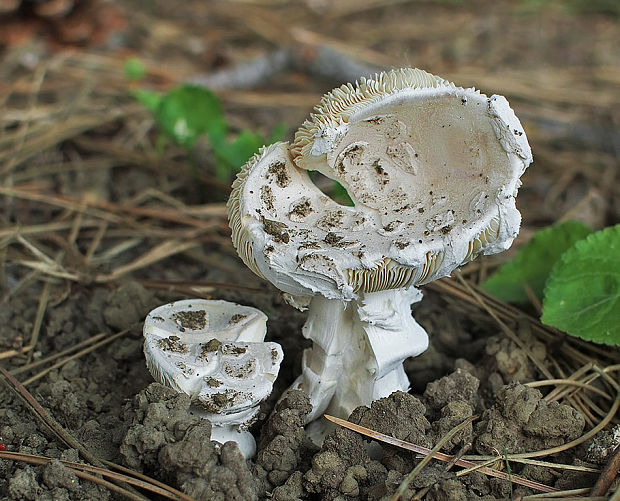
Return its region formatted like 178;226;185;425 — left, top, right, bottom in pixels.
0;186;123;223
95;239;199;282
89;238;143;265
89;199;221;228
13;260;78;281
324;415;557;493
526;493;608;501
9;332;108;374
392;416;477;501
0;346;32;361
0;451;149;501
526;379;613;401
21;327;136;386
25;280;50;363
544;363;594;403
493;457;598;474
0;451;194;501
0;221;99;239
524;487;591;498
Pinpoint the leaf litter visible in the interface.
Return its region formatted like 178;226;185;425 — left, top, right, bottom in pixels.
0;1;619;500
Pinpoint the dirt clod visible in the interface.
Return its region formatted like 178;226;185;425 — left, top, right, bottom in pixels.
120;383;201;473
161;427;259;501
254;390;315;491
103;281;158;331
423;368;480;417
348;391;431;480
475;383;585;455
304;427;386;501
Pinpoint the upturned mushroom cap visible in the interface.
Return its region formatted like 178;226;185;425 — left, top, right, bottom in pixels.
227;68;532;300
143;300;283;419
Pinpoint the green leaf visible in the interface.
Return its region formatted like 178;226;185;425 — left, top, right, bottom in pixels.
332;181;354;206
209;129;261;181
155;85;225;149
132;89;162;112
267;123;287;144
227;131;265;168
134;83;288;182
124;58;146;81
482;221;592;303
542;225;620;345
210;126;286;182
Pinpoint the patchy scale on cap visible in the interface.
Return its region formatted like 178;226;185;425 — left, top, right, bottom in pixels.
144;299;267;343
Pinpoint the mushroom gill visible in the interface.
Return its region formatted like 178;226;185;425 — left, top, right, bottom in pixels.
291;68;455;162
346;257;417;293
463;215;502;263
227;146;270;280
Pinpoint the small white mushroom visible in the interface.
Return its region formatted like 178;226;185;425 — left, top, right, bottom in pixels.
143;299;283;458
227;68;532;428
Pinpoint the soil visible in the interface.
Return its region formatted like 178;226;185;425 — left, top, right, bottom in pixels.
1;1;619;500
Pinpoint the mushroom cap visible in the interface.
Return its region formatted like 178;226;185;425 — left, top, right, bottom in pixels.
143;300;283;418
144;299;267;343
228;68;532;300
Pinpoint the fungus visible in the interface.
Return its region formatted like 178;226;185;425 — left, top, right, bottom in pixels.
143;299;284;458
227;68;532;431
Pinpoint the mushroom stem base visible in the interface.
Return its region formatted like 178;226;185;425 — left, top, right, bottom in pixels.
189;405;258;459
295;287;428;425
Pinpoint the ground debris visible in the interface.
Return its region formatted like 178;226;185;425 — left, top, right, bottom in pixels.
254;390;315;492
475;382;585;455
120;383;201;473
162;433;259;501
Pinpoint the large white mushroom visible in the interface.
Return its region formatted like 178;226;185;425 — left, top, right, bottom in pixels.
227;68;532;424
143;299;284;458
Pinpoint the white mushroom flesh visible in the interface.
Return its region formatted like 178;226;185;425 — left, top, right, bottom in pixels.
143;299;283;457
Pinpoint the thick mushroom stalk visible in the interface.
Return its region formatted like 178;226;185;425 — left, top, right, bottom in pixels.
143;299;283;458
296;288;427;422
227;68;532;424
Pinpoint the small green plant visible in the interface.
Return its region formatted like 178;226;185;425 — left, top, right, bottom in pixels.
483;222;620;345
134;84;285;182
131;76;351;201
124;58;147;81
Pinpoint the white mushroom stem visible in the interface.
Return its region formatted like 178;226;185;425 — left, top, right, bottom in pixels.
294;287;428;422
190;406;259;459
